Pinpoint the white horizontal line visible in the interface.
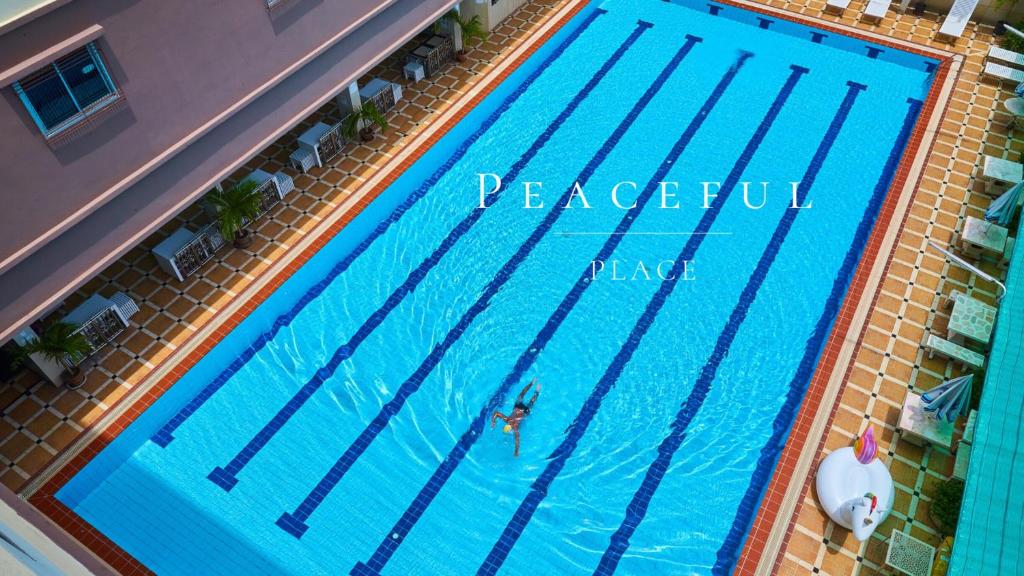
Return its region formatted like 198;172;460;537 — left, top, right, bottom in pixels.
556;231;733;236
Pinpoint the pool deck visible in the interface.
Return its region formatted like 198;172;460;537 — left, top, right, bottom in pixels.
0;0;1016;574
734;3;1011;575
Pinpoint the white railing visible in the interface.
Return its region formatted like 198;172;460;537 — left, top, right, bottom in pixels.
928;240;1007;301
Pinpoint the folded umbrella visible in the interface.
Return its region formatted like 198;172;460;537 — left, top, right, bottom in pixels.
922;374;973;423
986;181;1022;227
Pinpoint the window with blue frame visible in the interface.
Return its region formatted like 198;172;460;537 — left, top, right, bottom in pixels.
13;43;119;137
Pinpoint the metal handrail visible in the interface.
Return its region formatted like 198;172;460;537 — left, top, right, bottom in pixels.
1005;24;1024;40
928;240;1007;301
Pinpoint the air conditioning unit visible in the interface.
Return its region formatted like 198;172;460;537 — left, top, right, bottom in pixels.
359;77;402;114
296;122;340;168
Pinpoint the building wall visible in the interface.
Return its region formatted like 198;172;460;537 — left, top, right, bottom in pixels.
0;0;457;344
458;0;530;31
489;0;531;28
0;0;399;274
0;487;103;575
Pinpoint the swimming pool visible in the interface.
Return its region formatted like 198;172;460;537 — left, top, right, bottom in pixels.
55;0;938;573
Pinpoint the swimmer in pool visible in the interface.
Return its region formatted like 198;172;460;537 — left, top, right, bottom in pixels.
491;379;540;457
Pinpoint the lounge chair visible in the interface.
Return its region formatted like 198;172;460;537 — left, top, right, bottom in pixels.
984;61;1024;83
924;333;985;369
863;0;889;21
987;45;1024;67
825;0;852;13
937;0;979;40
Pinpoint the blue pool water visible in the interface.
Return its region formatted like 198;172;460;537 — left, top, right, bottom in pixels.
58;1;937;574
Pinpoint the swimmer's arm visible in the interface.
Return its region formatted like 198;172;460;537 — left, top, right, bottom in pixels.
517;378;536;402
491;411;509;427
514;429;521;457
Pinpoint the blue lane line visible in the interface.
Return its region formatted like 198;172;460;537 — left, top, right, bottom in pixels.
270;25;683;539
349;36;709;576
204;18;651;492
593;80;868;576
148;7;607;449
476;52;765;576
709;97;922;575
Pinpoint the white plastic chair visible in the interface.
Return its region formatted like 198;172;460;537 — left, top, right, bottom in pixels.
863;0;890;20
985;61;1024;83
938;0;980;39
987;45;1024;67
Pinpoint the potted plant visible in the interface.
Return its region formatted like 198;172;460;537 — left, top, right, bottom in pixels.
343;102;389;143
16;322;93;389
444;10;488;61
207;180;264;249
928;478;965;535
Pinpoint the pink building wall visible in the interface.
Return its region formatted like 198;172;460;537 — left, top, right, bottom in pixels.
0;0;457;341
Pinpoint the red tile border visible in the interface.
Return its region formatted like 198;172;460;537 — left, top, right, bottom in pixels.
24;2;589;574
732;45;957;576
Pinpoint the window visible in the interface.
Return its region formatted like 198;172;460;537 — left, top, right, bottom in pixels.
13;43;119;137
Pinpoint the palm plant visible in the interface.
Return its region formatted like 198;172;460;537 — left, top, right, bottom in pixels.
443;10;488;59
17;322;92;388
207;180;264;248
343;102;389;142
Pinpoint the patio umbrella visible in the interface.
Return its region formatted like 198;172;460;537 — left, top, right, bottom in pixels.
985;181;1022;227
922;374;974;423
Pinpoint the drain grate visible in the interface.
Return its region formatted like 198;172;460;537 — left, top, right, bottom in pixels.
885;529;936;576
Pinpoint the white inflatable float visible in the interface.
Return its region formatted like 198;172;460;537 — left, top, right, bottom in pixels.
815;425;893;541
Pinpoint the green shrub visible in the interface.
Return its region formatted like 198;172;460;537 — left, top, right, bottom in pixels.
928;479;965;534
1002;22;1024;53
970;369;985;412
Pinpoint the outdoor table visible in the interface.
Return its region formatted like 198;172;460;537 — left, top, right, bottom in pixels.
1004;97;1024;129
982;155;1023;194
960;215;1008;256
898;392;954;450
948;293;997;345
403;60;425;83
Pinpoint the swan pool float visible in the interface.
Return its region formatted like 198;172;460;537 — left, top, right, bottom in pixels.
815;425;893;541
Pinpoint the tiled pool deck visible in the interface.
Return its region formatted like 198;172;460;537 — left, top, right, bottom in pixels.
0;0;1016;574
